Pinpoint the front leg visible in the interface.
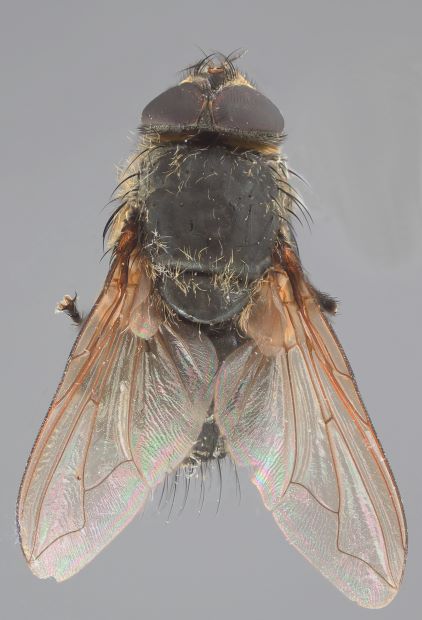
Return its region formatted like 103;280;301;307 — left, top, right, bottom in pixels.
56;293;84;326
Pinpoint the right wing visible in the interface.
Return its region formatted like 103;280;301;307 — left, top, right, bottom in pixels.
214;268;406;608
18;241;218;581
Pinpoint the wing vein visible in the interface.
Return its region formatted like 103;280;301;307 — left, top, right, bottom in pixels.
30;322;123;559
302;314;397;583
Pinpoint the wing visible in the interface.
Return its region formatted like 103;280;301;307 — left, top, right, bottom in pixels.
18;238;218;581
214;266;407;608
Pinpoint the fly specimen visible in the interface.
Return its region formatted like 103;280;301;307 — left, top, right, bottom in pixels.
17;53;407;608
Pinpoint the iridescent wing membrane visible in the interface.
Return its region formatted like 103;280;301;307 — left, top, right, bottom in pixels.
18;235;406;607
18;238;217;580
215;263;407;608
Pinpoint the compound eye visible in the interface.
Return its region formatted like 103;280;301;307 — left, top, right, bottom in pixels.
141;83;205;130
212;85;284;136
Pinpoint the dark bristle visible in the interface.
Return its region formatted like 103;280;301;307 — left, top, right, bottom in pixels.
155;456;240;519
102;200;128;247
111;171;140;197
216;457;222;514
167;469;179;521
182;49;246;83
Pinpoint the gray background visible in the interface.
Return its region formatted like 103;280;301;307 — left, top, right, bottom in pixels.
1;1;420;618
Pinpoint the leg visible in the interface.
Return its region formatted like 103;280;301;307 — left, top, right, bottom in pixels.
309;286;338;315
280;243;338;315
56;293;83;326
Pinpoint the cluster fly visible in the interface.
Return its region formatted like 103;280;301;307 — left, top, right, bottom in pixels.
17;52;407;608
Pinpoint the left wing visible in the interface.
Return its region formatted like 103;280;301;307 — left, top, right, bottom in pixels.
18;241;218;581
214;265;407;608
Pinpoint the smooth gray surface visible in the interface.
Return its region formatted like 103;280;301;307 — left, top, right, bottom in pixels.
1;1;420;618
